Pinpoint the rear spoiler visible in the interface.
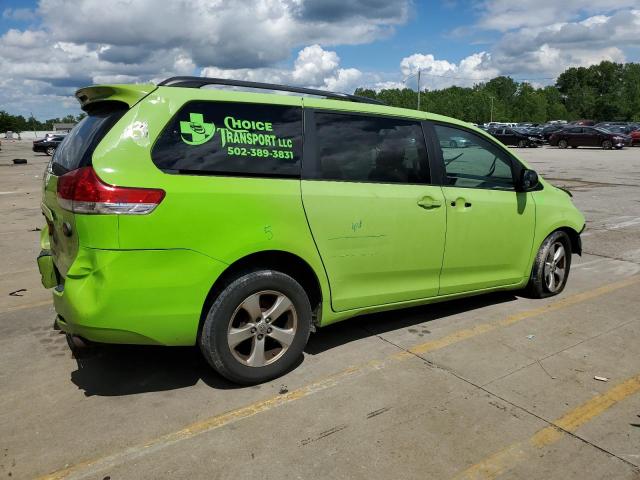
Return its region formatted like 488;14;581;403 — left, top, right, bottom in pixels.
75;84;157;111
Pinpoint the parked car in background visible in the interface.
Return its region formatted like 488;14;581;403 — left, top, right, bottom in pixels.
570;119;595;126
549;126;631;149
33;135;66;156
595;122;631;129
631;130;640;146
523;127;544;141
541;124;565;141
439;135;471;148
489;127;543;147
602;125;636;135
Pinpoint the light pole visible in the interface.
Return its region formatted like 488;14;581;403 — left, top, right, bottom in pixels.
488;95;494;123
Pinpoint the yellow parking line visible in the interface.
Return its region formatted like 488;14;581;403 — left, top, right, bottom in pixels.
409;275;640;356
36;275;640;480
454;374;640;480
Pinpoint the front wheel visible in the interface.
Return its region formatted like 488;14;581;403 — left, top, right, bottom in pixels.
602;140;612;150
45;146;56;156
526;231;572;298
199;270;311;385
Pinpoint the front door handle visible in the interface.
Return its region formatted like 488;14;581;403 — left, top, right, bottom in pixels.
449;198;472;208
417;196;442;210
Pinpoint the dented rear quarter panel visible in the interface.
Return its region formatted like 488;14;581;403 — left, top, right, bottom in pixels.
91;87;334;325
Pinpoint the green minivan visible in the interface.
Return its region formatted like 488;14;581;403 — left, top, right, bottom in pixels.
38;77;585;384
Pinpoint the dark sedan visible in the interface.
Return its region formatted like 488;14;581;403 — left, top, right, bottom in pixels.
541;124;566;141
32;135;66;155
549;126;631;149
489;127;543;147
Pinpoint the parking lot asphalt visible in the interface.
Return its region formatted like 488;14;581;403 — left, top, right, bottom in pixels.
1;140;639;480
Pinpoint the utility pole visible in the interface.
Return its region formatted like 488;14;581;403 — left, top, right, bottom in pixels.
417;69;421;111
403;68;425;111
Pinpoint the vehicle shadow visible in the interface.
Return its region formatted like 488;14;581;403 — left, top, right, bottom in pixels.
304;291;518;355
69;291;517;396
70;344;239;396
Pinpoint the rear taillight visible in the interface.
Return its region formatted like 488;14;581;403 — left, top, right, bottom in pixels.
57;167;165;215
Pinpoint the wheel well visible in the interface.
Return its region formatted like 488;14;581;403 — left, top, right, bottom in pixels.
198;251;323;338
557;227;582;256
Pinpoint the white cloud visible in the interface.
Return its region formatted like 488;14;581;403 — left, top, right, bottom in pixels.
292;45;340;85
487;10;639;77
0;0;409;118
1;0;638;118
476;0;640;31
399;52;500;89
201;44;363;93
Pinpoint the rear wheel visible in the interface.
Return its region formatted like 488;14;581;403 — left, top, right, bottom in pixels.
518;139;527;148
558;139;568;149
199;270;311;385
45;146;56;156
602;140;613;150
526;231;572;299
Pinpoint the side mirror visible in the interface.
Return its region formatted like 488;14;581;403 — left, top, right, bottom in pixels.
518;169;539;191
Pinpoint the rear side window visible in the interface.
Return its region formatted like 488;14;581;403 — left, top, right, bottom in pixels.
52;103;127;175
310;112;430;184
152;102;302;177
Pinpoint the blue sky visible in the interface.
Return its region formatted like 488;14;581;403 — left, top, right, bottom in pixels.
1;0;639;119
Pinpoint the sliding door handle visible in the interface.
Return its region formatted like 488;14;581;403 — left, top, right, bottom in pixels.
417;197;442;209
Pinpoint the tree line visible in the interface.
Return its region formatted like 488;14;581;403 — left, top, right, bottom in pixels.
355;61;640;124
1;60;638;131
0;112;86;134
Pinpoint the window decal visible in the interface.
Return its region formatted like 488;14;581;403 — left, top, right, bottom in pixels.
180;113;215;145
152;102;302;177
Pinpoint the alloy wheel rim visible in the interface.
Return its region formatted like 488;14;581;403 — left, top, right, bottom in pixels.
227;290;297;367
544;242;566;292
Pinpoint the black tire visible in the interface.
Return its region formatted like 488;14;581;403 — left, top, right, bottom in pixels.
602;140;612;150
558;139;568;149
199;270;311;385
45;146;55;156
518;139;527;148
526;231;572;299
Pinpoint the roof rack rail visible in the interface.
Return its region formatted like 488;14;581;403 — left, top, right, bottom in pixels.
157;76;385;105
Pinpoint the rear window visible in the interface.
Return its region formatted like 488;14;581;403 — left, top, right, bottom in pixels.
151;101;302;177
52;103;127;175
